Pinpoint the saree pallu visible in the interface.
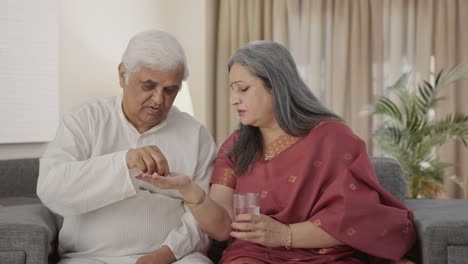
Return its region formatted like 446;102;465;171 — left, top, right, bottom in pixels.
212;121;415;264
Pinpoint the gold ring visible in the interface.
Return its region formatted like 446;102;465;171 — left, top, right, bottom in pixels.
254;214;261;223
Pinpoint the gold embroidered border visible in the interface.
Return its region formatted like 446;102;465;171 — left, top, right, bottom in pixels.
264;134;301;160
211;168;236;188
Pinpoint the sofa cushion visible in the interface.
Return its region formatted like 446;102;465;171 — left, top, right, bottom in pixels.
448;245;468;264
0;250;25;264
0;204;58;264
0;197;41;207
405;199;468;264
0;249;26;264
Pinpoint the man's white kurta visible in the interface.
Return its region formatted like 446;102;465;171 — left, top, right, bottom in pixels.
37;95;216;261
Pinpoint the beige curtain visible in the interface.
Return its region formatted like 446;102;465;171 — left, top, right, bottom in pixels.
432;0;468;198
380;0;468;198
214;0;468;198
214;0;289;144
287;0;468;198
287;0;373;148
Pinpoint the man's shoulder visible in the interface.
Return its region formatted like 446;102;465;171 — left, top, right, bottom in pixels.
66;96;118;118
167;106;203;129
166;107;215;145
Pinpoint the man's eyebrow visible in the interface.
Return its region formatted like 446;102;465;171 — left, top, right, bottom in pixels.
143;80;157;85
141;80;180;90
165;84;181;90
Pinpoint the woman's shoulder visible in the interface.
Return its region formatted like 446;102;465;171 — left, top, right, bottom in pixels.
305;119;364;146
306;119;347;134
219;130;240;151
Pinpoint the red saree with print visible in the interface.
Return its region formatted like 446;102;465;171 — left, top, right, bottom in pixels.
211;121;415;264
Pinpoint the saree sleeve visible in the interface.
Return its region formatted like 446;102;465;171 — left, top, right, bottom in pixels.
210;131;238;189
308;124;415;261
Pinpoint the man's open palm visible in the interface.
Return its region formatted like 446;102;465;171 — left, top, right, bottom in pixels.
135;172;191;190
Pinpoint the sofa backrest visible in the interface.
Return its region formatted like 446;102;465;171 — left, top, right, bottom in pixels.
0;156;407;202
0;158;39;198
370;157;406;201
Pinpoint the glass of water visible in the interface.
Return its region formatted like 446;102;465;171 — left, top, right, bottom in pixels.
233;193;260;217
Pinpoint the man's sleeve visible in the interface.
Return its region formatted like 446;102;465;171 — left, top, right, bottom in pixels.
161;126;217;259
37;112;136;216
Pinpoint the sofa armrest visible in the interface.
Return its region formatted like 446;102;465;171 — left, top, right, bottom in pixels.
405;199;468;264
0;203;58;264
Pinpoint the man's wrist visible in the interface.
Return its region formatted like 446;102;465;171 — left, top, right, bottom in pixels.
156;245;176;263
177;180;194;193
125;149;134;169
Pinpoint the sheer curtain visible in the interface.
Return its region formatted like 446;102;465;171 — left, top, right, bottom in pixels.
214;0;289;144
287;0;468;198
287;0;373;144
431;0;468;198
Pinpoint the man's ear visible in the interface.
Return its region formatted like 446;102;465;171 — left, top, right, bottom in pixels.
118;63;126;88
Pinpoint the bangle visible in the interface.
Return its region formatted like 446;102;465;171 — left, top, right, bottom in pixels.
183;191;206;208
285;224;292;250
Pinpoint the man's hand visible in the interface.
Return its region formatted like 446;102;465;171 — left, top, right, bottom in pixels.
136;172;206;208
136;172;191;191
135;245;176;264
126;146;170;176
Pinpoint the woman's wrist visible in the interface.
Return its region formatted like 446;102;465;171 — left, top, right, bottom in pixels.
183;191;206;208
284;223;293;250
179;181;205;206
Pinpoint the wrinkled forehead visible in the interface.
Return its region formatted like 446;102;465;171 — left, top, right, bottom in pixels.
134;65;184;81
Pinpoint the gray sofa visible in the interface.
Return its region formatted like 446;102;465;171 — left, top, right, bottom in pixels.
1;157;467;264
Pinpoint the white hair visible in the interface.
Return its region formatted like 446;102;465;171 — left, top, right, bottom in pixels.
121;30;189;81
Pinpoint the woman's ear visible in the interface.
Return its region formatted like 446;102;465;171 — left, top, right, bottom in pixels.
261;77;272;92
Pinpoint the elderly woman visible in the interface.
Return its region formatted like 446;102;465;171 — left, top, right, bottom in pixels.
137;41;415;263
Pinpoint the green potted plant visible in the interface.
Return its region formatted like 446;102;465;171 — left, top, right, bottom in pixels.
366;64;468;198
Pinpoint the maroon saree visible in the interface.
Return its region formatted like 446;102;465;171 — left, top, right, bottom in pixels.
211;121;415;264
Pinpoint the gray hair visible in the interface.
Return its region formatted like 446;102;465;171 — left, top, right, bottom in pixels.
227;40;342;175
121;30;188;82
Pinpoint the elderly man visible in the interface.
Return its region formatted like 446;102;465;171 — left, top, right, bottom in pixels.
37;30;216;264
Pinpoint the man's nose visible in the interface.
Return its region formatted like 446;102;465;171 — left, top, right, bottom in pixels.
151;89;164;104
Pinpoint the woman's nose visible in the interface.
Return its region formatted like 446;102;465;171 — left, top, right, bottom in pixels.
230;91;240;105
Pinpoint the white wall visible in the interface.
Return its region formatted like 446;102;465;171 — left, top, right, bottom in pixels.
0;0;59;145
0;0;216;159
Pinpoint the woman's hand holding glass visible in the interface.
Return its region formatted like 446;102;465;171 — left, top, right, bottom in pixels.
231;213;290;248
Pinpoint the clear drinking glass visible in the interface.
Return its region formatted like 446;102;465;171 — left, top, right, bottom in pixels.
233;193;260;217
